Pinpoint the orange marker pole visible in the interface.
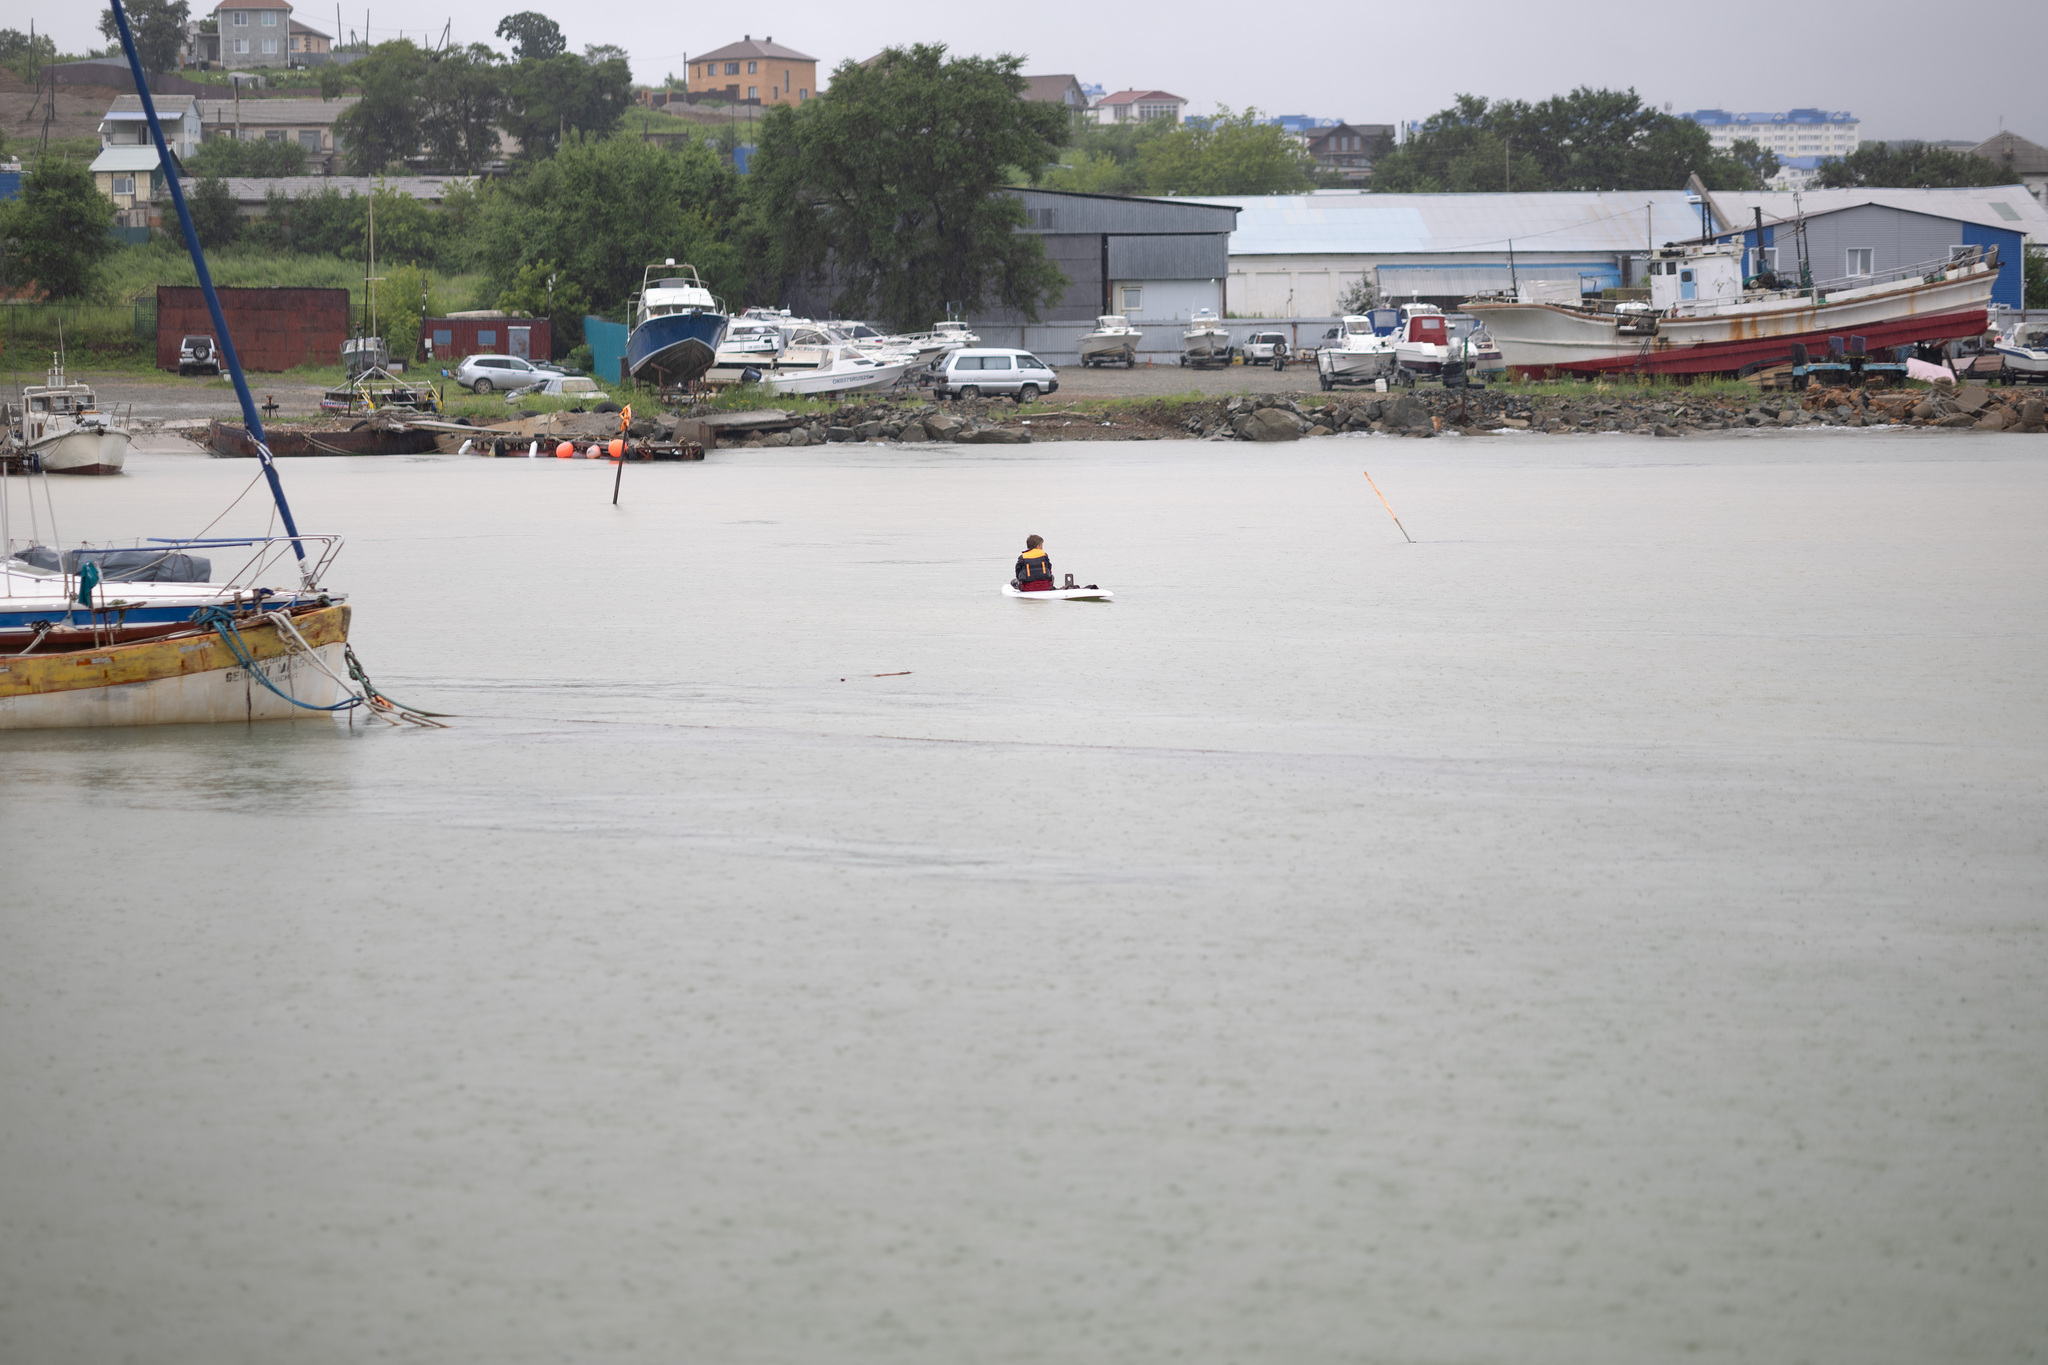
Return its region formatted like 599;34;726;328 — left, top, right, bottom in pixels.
1362;469;1414;543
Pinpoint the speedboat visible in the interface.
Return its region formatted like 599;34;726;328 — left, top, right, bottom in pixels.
1078;315;1142;367
838;322;951;369
626;259;728;387
6;357;130;475
1181;309;1230;367
1448;313;1507;378
1993;319;2048;382
764;343;912;396
705;319;788;384
933;320;979;352
1392;302;1454;376
1315;310;1399;390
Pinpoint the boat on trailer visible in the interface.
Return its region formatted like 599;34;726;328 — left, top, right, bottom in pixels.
1078;315;1142;367
5;357;132;475
626;260;729;387
1180;309;1231;367
1465;238;2000;378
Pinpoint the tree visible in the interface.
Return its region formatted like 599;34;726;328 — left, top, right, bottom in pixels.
471;134;745;314
1335;276;1378;314
494;11;564;62
1132;107;1317;196
499;50;631;161
97;0;189;74
5;158;119;298
418;44;507;173
748;44;1070;333
0;27;58;84
333;39;431;173
1717;138;1780;192
1813;142;2010;189
1371;88;1754;193
1040;117;1172;195
494;257;589;354
189;175;240;248
2025;247;2047;310
186;135;308;177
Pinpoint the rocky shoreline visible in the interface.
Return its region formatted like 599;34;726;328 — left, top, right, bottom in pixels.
702;381;2048;448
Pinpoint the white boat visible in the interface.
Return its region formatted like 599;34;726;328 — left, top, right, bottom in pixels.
1001;583;1112;601
1390;302;1456;376
1993;319;2048;382
1447;313;1507;377
705;319;788;384
764;343;912;396
1316;310;1400;389
1181;309;1230;367
1078;315;1142;367
6;357;131;475
839;322;951;368
1464;239;2001;378
933;320;979;351
626;260;728;386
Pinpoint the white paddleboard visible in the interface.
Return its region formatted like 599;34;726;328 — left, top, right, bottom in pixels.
1002;584;1113;601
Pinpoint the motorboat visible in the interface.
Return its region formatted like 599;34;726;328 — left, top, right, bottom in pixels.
705;319;788;384
1001;582;1112;601
1447;313;1507;377
1391;302;1454;376
1464;239;2001;378
5;357;131;475
1994;319;2048;382
626;259;729;387
1315;310;1399;389
837;322;951;369
933;320;979;351
1181;309;1231;367
764;343;912;396
1077;315;1142;367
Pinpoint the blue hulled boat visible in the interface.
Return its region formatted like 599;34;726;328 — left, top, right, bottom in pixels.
626;260;728;386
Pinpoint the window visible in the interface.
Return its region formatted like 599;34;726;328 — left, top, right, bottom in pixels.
1017;355;1046;371
233;37;248;52
112;176;136;196
798;89;807;100
748;86;757;99
232;10;247;23
478;330;497;346
261;10;276;24
725;61;739;75
1120;286;1141;310
983;356;1012;370
265;128;283;141
299;129;320;150
262;37;277;52
1846;248;1873;276
433;329;452;347
952;356;981;371
747;60;756;73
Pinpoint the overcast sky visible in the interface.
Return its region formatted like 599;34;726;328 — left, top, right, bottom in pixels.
46;0;2048;146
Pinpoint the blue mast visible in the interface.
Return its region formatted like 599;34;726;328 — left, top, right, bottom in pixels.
105;0;313;584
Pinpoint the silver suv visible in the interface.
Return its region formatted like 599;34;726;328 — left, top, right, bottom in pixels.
177;334;220;375
455;354;547;393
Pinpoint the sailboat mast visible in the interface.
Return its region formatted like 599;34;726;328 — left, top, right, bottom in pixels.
105;0;311;582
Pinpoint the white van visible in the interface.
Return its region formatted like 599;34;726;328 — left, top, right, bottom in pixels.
933;348;1059;401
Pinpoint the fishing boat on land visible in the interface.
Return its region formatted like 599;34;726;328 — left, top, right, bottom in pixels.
1;0;435;732
1464;238;2001;378
5;358;132;475
207;419;440;458
626;260;729;386
1180;309;1231;367
1078;315;1142;367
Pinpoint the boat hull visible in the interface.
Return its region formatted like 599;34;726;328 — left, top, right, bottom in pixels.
26;427;129;475
628;312;728;386
1001;584;1112;601
0;604;351;730
766;359;911;396
1079;334;1139;363
208;421;440;458
1468;268;1996;377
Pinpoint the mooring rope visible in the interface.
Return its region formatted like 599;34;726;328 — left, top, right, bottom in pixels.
194;607;447;727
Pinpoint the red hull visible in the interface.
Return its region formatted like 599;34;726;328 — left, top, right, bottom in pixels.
1510;307;1989;379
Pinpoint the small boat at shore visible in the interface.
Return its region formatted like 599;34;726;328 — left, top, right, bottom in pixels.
764;343;912;396
1001;583;1113;601
626;260;728;387
5;357;131;475
1078;315;1142;368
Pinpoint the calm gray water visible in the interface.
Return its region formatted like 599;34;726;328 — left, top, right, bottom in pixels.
4;432;2045;1364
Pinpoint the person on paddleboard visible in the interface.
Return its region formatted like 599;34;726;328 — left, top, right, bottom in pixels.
1013;535;1055;592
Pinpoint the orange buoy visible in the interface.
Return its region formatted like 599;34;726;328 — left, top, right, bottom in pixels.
608;438;625;459
555;441;574;458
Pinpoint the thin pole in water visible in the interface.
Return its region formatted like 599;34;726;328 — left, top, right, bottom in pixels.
1362;469;1413;543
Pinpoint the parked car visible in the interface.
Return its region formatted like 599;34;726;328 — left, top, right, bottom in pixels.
506;374;607;403
177;334;220;376
1240;331;1290;370
455;353;551;393
932;349;1059;401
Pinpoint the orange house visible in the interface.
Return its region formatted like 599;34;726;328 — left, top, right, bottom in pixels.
688;36;817;107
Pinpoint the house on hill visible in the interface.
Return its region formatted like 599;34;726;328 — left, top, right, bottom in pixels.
1021;74;1088;114
1089;90;1186;125
1970;131;2048;207
688;36;817;107
214;0;296;69
1304;123;1392;186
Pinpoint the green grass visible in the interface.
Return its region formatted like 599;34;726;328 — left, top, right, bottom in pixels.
97;240;486;314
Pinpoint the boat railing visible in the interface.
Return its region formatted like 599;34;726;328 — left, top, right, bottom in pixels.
1808;244;1996;298
143;534;346;590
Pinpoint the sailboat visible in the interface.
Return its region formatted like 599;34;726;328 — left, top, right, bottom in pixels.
1;2;433;731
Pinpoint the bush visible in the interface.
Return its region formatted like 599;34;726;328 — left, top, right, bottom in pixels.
186;137;309;178
189;176;240;248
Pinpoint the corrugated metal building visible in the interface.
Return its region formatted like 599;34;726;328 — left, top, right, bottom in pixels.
420;315;552;364
1197;187;2048;317
156;285;350;372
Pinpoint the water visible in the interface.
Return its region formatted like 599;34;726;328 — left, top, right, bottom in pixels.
4;432;2045;1364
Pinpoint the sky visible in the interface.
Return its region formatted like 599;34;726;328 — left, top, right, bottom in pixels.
36;0;2048;146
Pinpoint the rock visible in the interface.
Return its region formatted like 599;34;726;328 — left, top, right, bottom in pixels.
1974;408;2008;431
963;427;1030;444
1498;417;1531;429
1307;425;1333;437
899;423;928;443
1777;410;1801;425
786;427;809;447
1652;423;1679;438
1245;407;1303;442
924;413;965;439
1954;386;1993;414
762;430;790;447
826;425;855;443
2021;398;2046;432
856;420;884;441
1910;398;1941;420
628;418;657;437
1936;412;1978;428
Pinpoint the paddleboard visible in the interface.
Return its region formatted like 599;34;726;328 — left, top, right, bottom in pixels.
1002;584;1113;601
